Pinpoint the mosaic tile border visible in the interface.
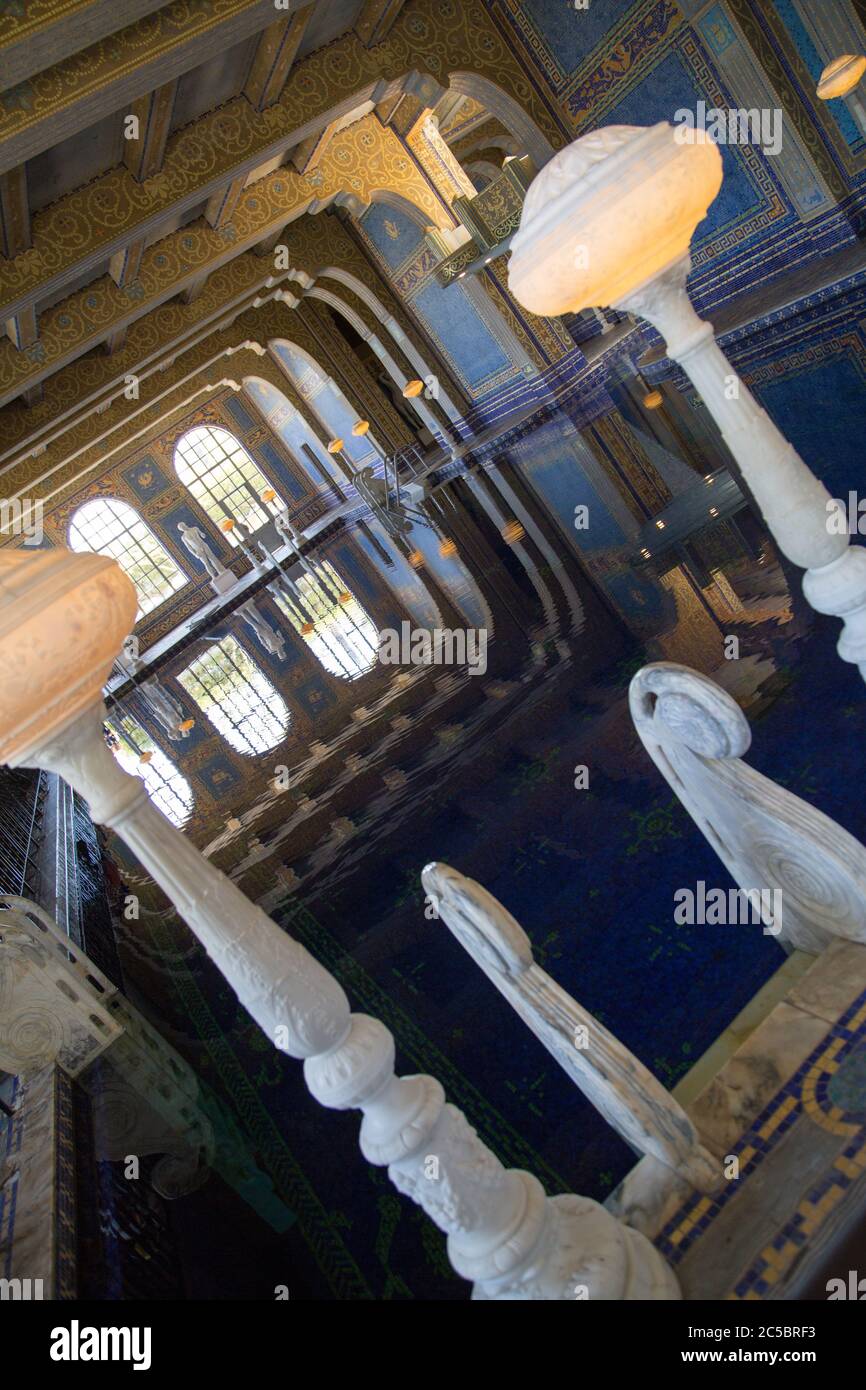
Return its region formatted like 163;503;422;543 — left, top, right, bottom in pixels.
655;985;866;1298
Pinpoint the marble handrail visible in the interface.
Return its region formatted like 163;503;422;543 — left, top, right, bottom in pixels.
629;662;866;954
422;861;718;1193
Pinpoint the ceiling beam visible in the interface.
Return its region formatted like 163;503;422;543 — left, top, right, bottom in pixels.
0;71;414;321
123;80;179;183
0;166;31;259
0;67;411;323
109;241;145;289
289;121;340;175
0;0;167;95
179;272;211;305
0;114;449;405
4;303;37;352
205;176;248;230
354;0;408;48
0;0;291;177
103;325;128;356
243;3;316;112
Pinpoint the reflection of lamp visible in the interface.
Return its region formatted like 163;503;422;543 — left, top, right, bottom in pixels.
337;591;352;605
327;438;344;454
261;488;277;503
220;518;235;533
816;55;866;136
300;621;315;636
138;750;153;765
408;549;425;568
501;520;525;545
352;420;370;437
508;121;866;684
439;538;458;559
643;389;663;410
179;718;195;732
402;379;424;399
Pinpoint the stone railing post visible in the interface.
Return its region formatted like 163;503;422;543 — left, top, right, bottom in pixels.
0;551;679;1300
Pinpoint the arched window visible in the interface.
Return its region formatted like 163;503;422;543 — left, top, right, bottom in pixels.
174;425;283;543
105;715;194;828
69;497;187;616
272;559;378;680
176;635;289;755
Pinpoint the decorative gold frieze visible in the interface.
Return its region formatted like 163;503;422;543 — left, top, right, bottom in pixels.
0;0;562;317
0;116;449;402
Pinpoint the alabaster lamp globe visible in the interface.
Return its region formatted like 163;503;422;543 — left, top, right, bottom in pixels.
817;54;866;100
508;122;723;317
0;551;137;766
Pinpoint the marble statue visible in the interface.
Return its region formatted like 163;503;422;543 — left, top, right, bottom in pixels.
140;675;190;742
177;521;225;579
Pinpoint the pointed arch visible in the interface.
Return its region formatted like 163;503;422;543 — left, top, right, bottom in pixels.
68;496;187;617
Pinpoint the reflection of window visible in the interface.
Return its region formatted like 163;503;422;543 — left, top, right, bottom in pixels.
174;425;283;543
69;497;186;616
176;635;289;755
272;559;378;680
106;715;194;827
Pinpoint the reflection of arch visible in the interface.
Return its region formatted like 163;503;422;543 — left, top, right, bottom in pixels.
272;558;379;681
408;523;495;635
107;715;194;828
176;635;290;756
447;72;554;170
69;496;187;617
268;339;378;468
